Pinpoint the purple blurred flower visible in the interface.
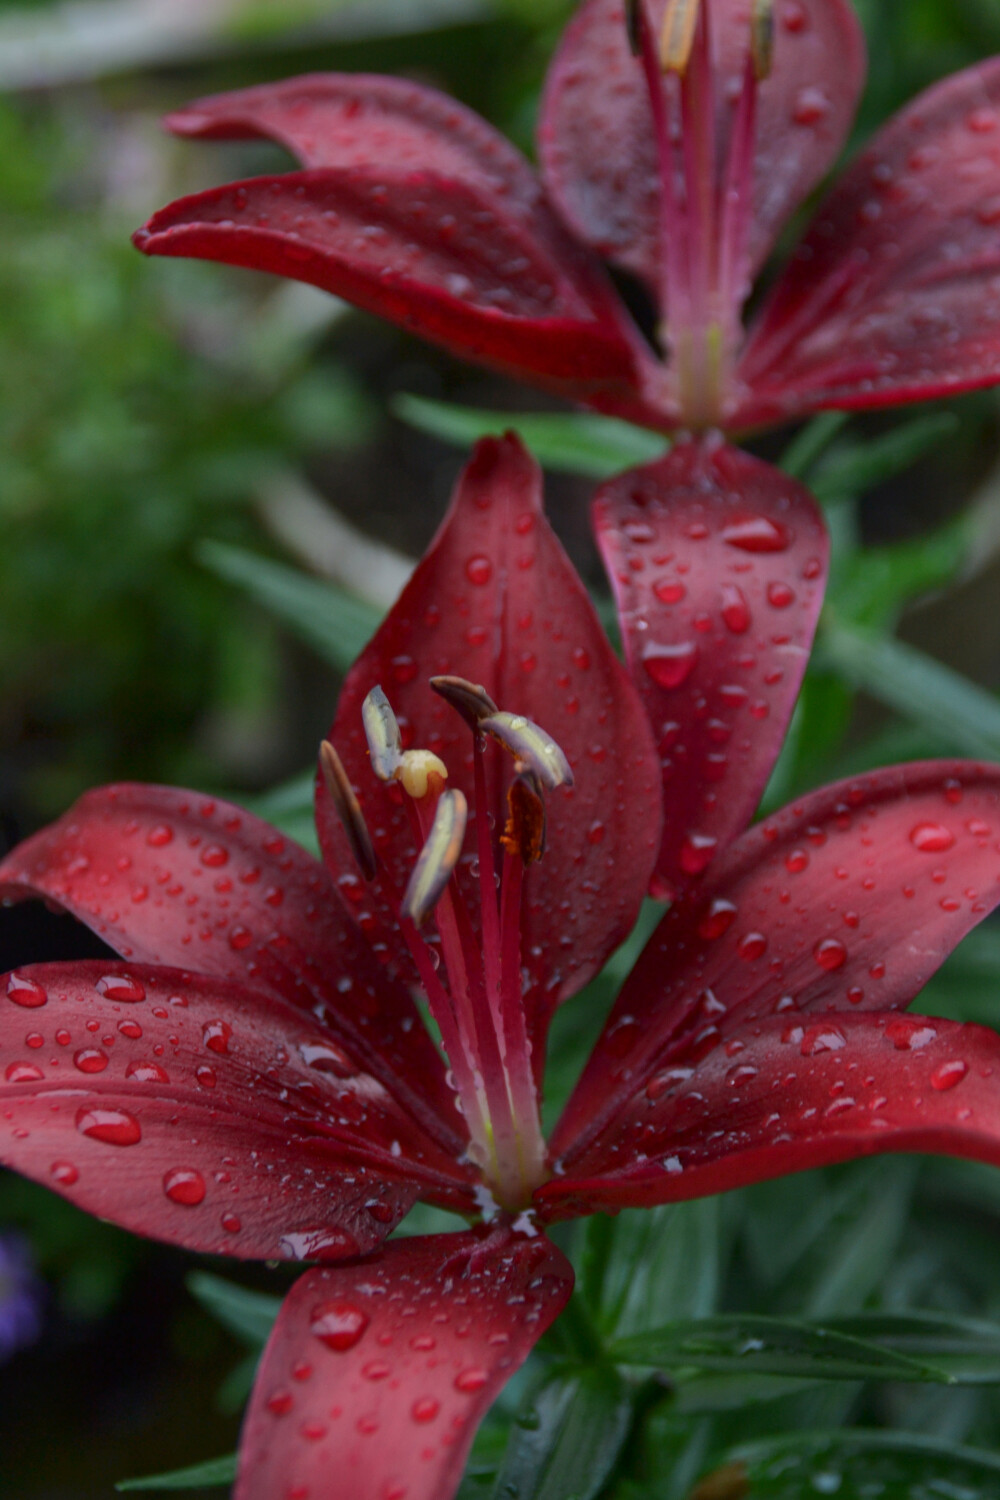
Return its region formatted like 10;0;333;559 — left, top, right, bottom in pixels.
0;1233;42;1363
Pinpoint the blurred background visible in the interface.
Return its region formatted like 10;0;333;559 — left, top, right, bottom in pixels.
4;1;1000;1496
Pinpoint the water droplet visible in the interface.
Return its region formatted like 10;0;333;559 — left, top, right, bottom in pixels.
74;1048;109;1074
465;555;492;585
221;1211;242;1234
726;1063;758;1087
126;1060;170;1083
96;975;146;1003
267;1390;293;1416
910;823;955;853
299;1039;356;1077
767;581;795;608
886;1018;937;1051
163;1167;206;1206
203;1020;232;1055
800;1024;846;1056
681;833;718;875
721;584;751;634
454;1368;488;1393
785;848;809;873
5;1062;43;1082
654;579;686;604
76;1107;141;1146
698;898;737;940
737;932;767;961
50;1161;78;1186
722;516;789;553
147;824;174;847
813;938;847;972
391;655;418;685
310;1300;370;1351
228;925;253;951
6;973;47;1008
196;1065;217;1089
792;86;830;125
642;640;698;689
200;844;229;869
411;1397;440;1423
931;1059;968;1091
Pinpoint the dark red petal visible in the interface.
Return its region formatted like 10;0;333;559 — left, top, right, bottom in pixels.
593;439;827;899
0;784;456;1145
133;168;644;402
0;961;477;1257
552;760;1000;1163
165;73;542;210
235;1228;573;1500
539;1011;1000;1215
320;434;661;1045
738;58;1000;425
538;0;864;297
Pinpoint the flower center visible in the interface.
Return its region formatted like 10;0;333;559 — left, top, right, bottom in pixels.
322;677;574;1213
635;0;773;427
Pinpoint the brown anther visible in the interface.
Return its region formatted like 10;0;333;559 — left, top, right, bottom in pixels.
362;685;402;781
750;0;774;80
501;773;546;865
401;789;468;926
319;741;377;881
659;0;700;74
478;712;574;793
624;0;642;54
430;675;499;730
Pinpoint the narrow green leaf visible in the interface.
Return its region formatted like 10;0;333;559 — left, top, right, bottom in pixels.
187;1270;282;1349
610;1313;949;1383
821;616;1000;761
722;1427;1000;1499
810;411;959;502
491;1364;633;1500
393;393;668;478
830;1309;1000;1383
593;1198;721;1340
116;1454;236;1492
831;516;968;631
197;539;382;670
780;411;850;480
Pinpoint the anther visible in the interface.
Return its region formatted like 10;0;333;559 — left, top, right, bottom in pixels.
478;713;574;792
751;0;774;80
624;0;642;55
430;675;499;730
501;773;547;865
659;0;700;74
319;741;377;881
401;789;468;926
362;686;402;781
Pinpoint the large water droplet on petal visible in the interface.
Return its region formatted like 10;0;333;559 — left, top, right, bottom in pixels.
96;975;146;1003
722;516;790;553
642;640;698;689
909;823;955;853
75;1107;141;1146
310;1300;370;1351
6;973;47;1008
163;1167;206;1205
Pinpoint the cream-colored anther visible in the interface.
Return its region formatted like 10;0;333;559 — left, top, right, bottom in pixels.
751;0;774;79
401;789;468;925
397;749;448;801
479;712;573;792
660;0;700;74
362;685;402;781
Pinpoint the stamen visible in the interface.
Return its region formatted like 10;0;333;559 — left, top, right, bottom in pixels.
319;741;377;881
659;0;700;75
362;686;402;781
397;750;448;801
624;0;642;55
401;789;468;926
430;675;499;729
751;0;774;80
501;773;547;865
478;712;574;793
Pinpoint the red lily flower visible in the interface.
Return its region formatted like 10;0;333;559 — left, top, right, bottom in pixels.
5;438;1000;1499
132;0;1000;434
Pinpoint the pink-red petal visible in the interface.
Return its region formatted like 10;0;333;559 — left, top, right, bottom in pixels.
235;1228;574;1500
0;783;456;1145
0;961;477;1258
593;439;827;899
538;0;864;297
319;434;661;1048
539;1011;1000;1215
133;168;644;401
165;72;543;210
552;760;1000;1163
737;58;1000;424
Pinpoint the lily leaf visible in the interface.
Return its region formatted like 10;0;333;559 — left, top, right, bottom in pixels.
197;539;382;670
491;1364;633;1500
809;411;960;503
610;1313;951;1384
393;393;668;478
116;1454;237;1492
187;1270;282;1349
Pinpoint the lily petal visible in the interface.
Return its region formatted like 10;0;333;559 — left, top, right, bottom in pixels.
235;1228;573;1500
552;760;1000;1162
133;167;644;403
538;0;864;299
738;58;1000;424
0;961;477;1257
540;1011;1000;1214
593;439;827;899
0;783;456;1143
319;434;661;1045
